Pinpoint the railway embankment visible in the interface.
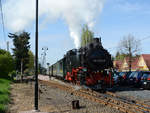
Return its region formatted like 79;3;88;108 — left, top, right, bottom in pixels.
8;75;150;113
9;79;122;113
38;75;150;113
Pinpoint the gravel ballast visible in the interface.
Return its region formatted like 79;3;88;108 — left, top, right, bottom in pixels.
9;82;123;113
9;75;150;113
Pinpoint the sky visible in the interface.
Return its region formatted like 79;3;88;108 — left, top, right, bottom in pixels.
0;0;150;67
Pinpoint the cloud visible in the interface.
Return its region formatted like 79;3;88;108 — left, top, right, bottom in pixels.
3;0;105;48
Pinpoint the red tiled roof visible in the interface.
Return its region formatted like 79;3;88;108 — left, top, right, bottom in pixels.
113;60;123;69
113;54;150;71
123;56;139;70
142;54;150;69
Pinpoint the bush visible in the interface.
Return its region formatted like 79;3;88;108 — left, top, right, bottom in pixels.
0;78;11;113
8;70;17;80
0;50;14;78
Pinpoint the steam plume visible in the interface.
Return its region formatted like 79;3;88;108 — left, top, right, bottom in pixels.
4;0;105;48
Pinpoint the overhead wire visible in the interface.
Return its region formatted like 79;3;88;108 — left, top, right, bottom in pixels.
0;0;6;43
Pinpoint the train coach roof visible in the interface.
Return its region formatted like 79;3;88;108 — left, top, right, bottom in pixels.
50;58;64;66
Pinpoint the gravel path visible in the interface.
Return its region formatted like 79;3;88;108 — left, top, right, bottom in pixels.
9;82;123;113
8;83;35;113
9;74;150;113
39;83;123;113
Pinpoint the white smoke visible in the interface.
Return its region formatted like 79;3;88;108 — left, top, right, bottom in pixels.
3;0;105;48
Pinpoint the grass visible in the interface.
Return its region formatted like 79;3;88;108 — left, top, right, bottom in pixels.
0;77;11;113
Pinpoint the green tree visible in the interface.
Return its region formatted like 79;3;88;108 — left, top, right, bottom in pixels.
0;49;8;54
0;49;14;78
115;51;120;59
115;51;127;60
81;25;94;47
8;31;30;74
24;50;34;76
27;50;34;70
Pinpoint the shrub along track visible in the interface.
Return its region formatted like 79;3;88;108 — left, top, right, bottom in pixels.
39;80;150;113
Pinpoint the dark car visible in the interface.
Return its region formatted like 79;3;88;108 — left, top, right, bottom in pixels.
125;71;132;80
140;72;150;89
127;71;136;85
113;72;119;85
128;71;143;87
128;71;150;87
118;72;125;85
118;72;131;85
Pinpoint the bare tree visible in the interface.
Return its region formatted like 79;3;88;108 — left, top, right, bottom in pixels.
118;34;141;71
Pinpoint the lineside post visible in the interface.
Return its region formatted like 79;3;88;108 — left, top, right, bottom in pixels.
35;0;39;110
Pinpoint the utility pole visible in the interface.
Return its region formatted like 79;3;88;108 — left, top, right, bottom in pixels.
41;47;48;68
35;0;39;111
41;47;48;75
47;63;50;78
7;41;9;51
21;59;23;82
129;42;132;72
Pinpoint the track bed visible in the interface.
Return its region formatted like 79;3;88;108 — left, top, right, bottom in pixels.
38;75;150;113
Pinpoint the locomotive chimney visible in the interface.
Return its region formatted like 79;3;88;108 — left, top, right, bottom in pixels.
99;37;102;46
93;37;102;48
93;38;100;43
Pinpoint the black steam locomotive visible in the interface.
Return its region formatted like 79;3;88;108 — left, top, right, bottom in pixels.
49;38;113;90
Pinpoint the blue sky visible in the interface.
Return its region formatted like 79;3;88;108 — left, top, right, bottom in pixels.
0;0;150;66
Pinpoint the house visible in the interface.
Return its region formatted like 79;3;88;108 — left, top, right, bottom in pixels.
121;57;139;72
113;54;150;72
137;54;150;71
113;60;123;71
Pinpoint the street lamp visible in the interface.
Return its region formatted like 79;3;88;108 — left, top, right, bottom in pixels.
35;0;39;111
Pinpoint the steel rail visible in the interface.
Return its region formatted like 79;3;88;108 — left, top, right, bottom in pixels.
39;80;150;113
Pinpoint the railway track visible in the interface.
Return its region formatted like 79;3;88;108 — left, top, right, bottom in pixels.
79;89;150;113
39;80;150;113
106;91;150;110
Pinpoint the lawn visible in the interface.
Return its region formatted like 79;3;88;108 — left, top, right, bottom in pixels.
0;78;11;113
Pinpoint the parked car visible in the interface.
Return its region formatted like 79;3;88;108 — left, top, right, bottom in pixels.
125;71;132;82
127;71;136;85
140;72;150;89
128;71;143;87
118;71;131;85
128;71;150;87
113;72;119;85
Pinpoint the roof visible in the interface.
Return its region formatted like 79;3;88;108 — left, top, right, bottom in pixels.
142;54;150;69
123;56;139;70
113;60;123;69
114;54;150;71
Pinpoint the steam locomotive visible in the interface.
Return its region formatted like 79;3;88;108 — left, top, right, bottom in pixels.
48;38;113;90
